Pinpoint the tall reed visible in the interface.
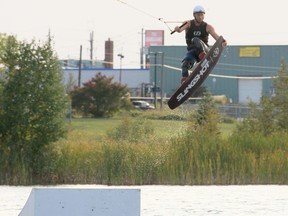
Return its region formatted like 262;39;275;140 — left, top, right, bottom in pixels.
165;129;288;185
2;116;287;185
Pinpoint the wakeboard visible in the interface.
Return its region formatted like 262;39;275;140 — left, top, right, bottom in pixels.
168;36;225;110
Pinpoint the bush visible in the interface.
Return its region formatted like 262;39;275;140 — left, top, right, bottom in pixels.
71;73;131;117
107;117;155;144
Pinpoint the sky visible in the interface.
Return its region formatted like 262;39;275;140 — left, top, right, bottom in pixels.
1;0;288;68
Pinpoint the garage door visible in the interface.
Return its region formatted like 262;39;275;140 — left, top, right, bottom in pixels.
238;79;262;103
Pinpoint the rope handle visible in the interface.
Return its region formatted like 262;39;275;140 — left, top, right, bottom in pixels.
170;22;188;35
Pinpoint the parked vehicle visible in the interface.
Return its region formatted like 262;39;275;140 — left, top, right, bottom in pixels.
132;100;155;110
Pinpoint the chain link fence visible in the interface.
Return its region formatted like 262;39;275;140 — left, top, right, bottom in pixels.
217;104;253;119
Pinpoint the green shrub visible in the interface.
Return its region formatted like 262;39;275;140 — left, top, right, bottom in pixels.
107;117;155;143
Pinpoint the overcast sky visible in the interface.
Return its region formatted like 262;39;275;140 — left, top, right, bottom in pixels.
1;0;287;68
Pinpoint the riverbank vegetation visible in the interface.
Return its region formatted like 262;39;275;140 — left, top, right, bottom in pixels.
0;34;287;185
46;93;287;186
3;97;288;185
1;101;288;185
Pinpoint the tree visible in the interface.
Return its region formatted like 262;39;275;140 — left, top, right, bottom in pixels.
237;60;288;135
0;34;19;110
71;72;130;117
272;59;288;130
190;92;220;134
0;34;68;184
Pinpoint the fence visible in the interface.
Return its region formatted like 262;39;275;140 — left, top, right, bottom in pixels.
217;104;253;119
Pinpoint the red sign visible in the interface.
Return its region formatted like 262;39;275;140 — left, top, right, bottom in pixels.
145;30;164;48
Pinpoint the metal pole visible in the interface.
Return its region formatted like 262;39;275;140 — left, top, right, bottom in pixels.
120;57;122;83
117;54;124;83
78;45;82;87
140;28;144;69
90;31;94;68
160;52;164;110
154;53;157;109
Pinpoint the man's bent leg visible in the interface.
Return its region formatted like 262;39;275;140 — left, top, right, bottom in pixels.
190;37;209;61
181;58;196;83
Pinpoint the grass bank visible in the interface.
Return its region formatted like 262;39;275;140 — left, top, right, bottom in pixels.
46;115;287;185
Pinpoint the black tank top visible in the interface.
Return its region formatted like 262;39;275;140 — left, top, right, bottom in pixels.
185;20;209;47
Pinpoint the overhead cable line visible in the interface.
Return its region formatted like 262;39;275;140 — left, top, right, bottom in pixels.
116;0;180;32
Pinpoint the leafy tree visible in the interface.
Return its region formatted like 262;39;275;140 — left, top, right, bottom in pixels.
237;60;288;135
71;72;130;117
272;60;288;130
190;92;219;134
0;34;19;110
0;34;67;184
237;98;278;135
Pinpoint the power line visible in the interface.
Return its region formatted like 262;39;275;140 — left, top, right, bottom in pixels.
117;0;161;21
116;0;176;32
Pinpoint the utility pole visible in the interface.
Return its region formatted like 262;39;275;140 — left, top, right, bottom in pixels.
140;28;144;69
150;52;164;110
160;52;164;110
78;45;82;87
117;54;124;83
89;31;94;68
154;53;157;109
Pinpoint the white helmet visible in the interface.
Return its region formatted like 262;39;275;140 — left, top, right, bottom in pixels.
193;5;205;14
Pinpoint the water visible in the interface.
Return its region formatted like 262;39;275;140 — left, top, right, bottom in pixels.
0;185;287;216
